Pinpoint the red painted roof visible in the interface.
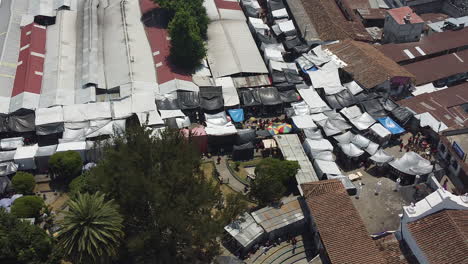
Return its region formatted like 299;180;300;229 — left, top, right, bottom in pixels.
214;0;241;10
11;23;46;97
387;7;423;25
139;0;192;85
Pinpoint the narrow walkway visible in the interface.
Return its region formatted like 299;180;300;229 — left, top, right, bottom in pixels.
212;156;246;193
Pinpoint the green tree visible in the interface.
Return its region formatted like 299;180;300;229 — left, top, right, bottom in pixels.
11;196;45;218
250;158;299;205
87;127;246;263
0;209;58;264
48;151;82;179
68;171;97;197
57;192;124;264
168;8;206;70
155;0;209;38
11;172;35;194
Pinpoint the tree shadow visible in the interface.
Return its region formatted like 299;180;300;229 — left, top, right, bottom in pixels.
141;8;171;29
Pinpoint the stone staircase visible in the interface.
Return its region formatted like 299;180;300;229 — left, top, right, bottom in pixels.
248;239;315;264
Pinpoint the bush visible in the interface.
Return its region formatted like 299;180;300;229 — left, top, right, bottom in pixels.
48;151;82;179
11;196;45;218
69;172;97;197
12;172;35;194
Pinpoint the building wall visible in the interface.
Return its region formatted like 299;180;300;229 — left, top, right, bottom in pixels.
437;139;468;191
400;222;430;264
383;15;424;43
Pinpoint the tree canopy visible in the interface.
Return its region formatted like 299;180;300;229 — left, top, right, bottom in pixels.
48;151;82;179
0;209;56;264
57;192;124;264
11;196;45;219
250;158;299;205
11;172;35;194
86;127;245;263
168;8;206;70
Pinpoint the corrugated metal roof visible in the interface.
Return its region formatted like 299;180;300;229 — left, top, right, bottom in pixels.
251;196;304;233
224;213;264;248
274;134;319;185
207;20;268;78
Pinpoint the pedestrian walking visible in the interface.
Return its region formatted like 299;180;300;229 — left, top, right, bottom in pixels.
216;156;221;165
375;180;382;195
414;175;420;186
355;182;363;199
394;177;401;192
399;142;404;152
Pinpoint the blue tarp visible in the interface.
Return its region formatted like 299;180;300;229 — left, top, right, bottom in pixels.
377;117;405;134
228;109;245;122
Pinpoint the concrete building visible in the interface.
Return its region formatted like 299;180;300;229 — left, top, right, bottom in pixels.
383;6;424;43
400;188;468;264
438;129;468;193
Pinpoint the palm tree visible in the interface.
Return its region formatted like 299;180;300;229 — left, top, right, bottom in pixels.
57;192;124;263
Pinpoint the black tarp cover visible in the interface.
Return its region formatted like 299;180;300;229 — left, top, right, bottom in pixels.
391;107;414;124
325;90;356;109
232;142;254;161
244;5;259;18
8;112;35;132
272;71;287;84
258;87;282;105
36;123;64;136
379;98;398;111
235;129;257;145
257;33;278;44
0;116;8;132
361;99;386;118
156;96;180;110
283;69;303;84
200;87;224;111
239;89;261;106
283;37;302;50
279;89;300;103
177;91;200;110
267;0;285;11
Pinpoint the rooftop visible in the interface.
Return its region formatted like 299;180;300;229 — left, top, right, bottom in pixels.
296;0;372;42
398;82;468;129
407;209;468;264
387;6;424;25
326;39;415;89
419;12;449;23
302;180;387;264
376;27;468;63
250;196;304;233
374;234;416;264
402;49;468;85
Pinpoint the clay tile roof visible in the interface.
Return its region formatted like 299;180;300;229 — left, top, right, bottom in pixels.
326;39;415;89
407;209;468;264
299;0;372;42
302;180;387;264
375;234;416;264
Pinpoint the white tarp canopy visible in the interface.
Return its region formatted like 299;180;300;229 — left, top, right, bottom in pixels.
205;112;237;136
158;79;199;95
216;77;240;107
207;20;268;78
112;97;133;119
370;148;394;163
389;151;433;175
334;131;354;144
40;10;78;107
317;118;351;136
264;47;284;62
138;111;164;126
291;101;311;116
343;81;363;95
365;141;379;155
277;20;296;36
0;150;16;162
310;113;328;122
340;106;362;120
369;123;391;138
14;144;39;170
28;0;56;17
350;112;376;130
56;141;87;160
414;112;448;133
303;138;333;154
248;17;269;34
303;128;323;139
268;60;297;72
313;151;335;161
292;115;317;129
1;137;24;150
35;144;57;171
313;159;341;176
351;134;371;149
296;85;330;113
35;106;64;125
339;143;365;157
412;83;447;96
63;102;112;122
159;110;185;120
307;62;341;89
272;8;288;19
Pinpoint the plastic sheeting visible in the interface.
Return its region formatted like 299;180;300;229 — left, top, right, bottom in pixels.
0;162;18;177
324;89;357;109
313;159;341;176
35;106;64;135
8;112;35;132
370;148;394;163
216;77;240;107
56;141;86;161
343;81;363;95
350;112;376;130
415;112;448;133
239;89;261;106
307;62;341;89
0;150;16;162
235;129;256;145
351;134;371;148
156;94;180;110
339;143;365;157
257;87;282;106
377;117;405;134
14;144;39;170
200;86;224;110
35;144;57;172
389;152;433;175
296;85;329;113
391;106;414;124
303;138;334;157
327;174;356;193
228;109;245;123
317;118;352;136
177;91;200;110
232;142;254;161
365;141;380;155
361;99;386;118
205;112;237;136
292;115;317;129
159;110;185;120
340;106;362;120
2;138;25;153
333;131;354;144
379;98;398;112
279;89;300;103
369;123;391;139
303;128;323;140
